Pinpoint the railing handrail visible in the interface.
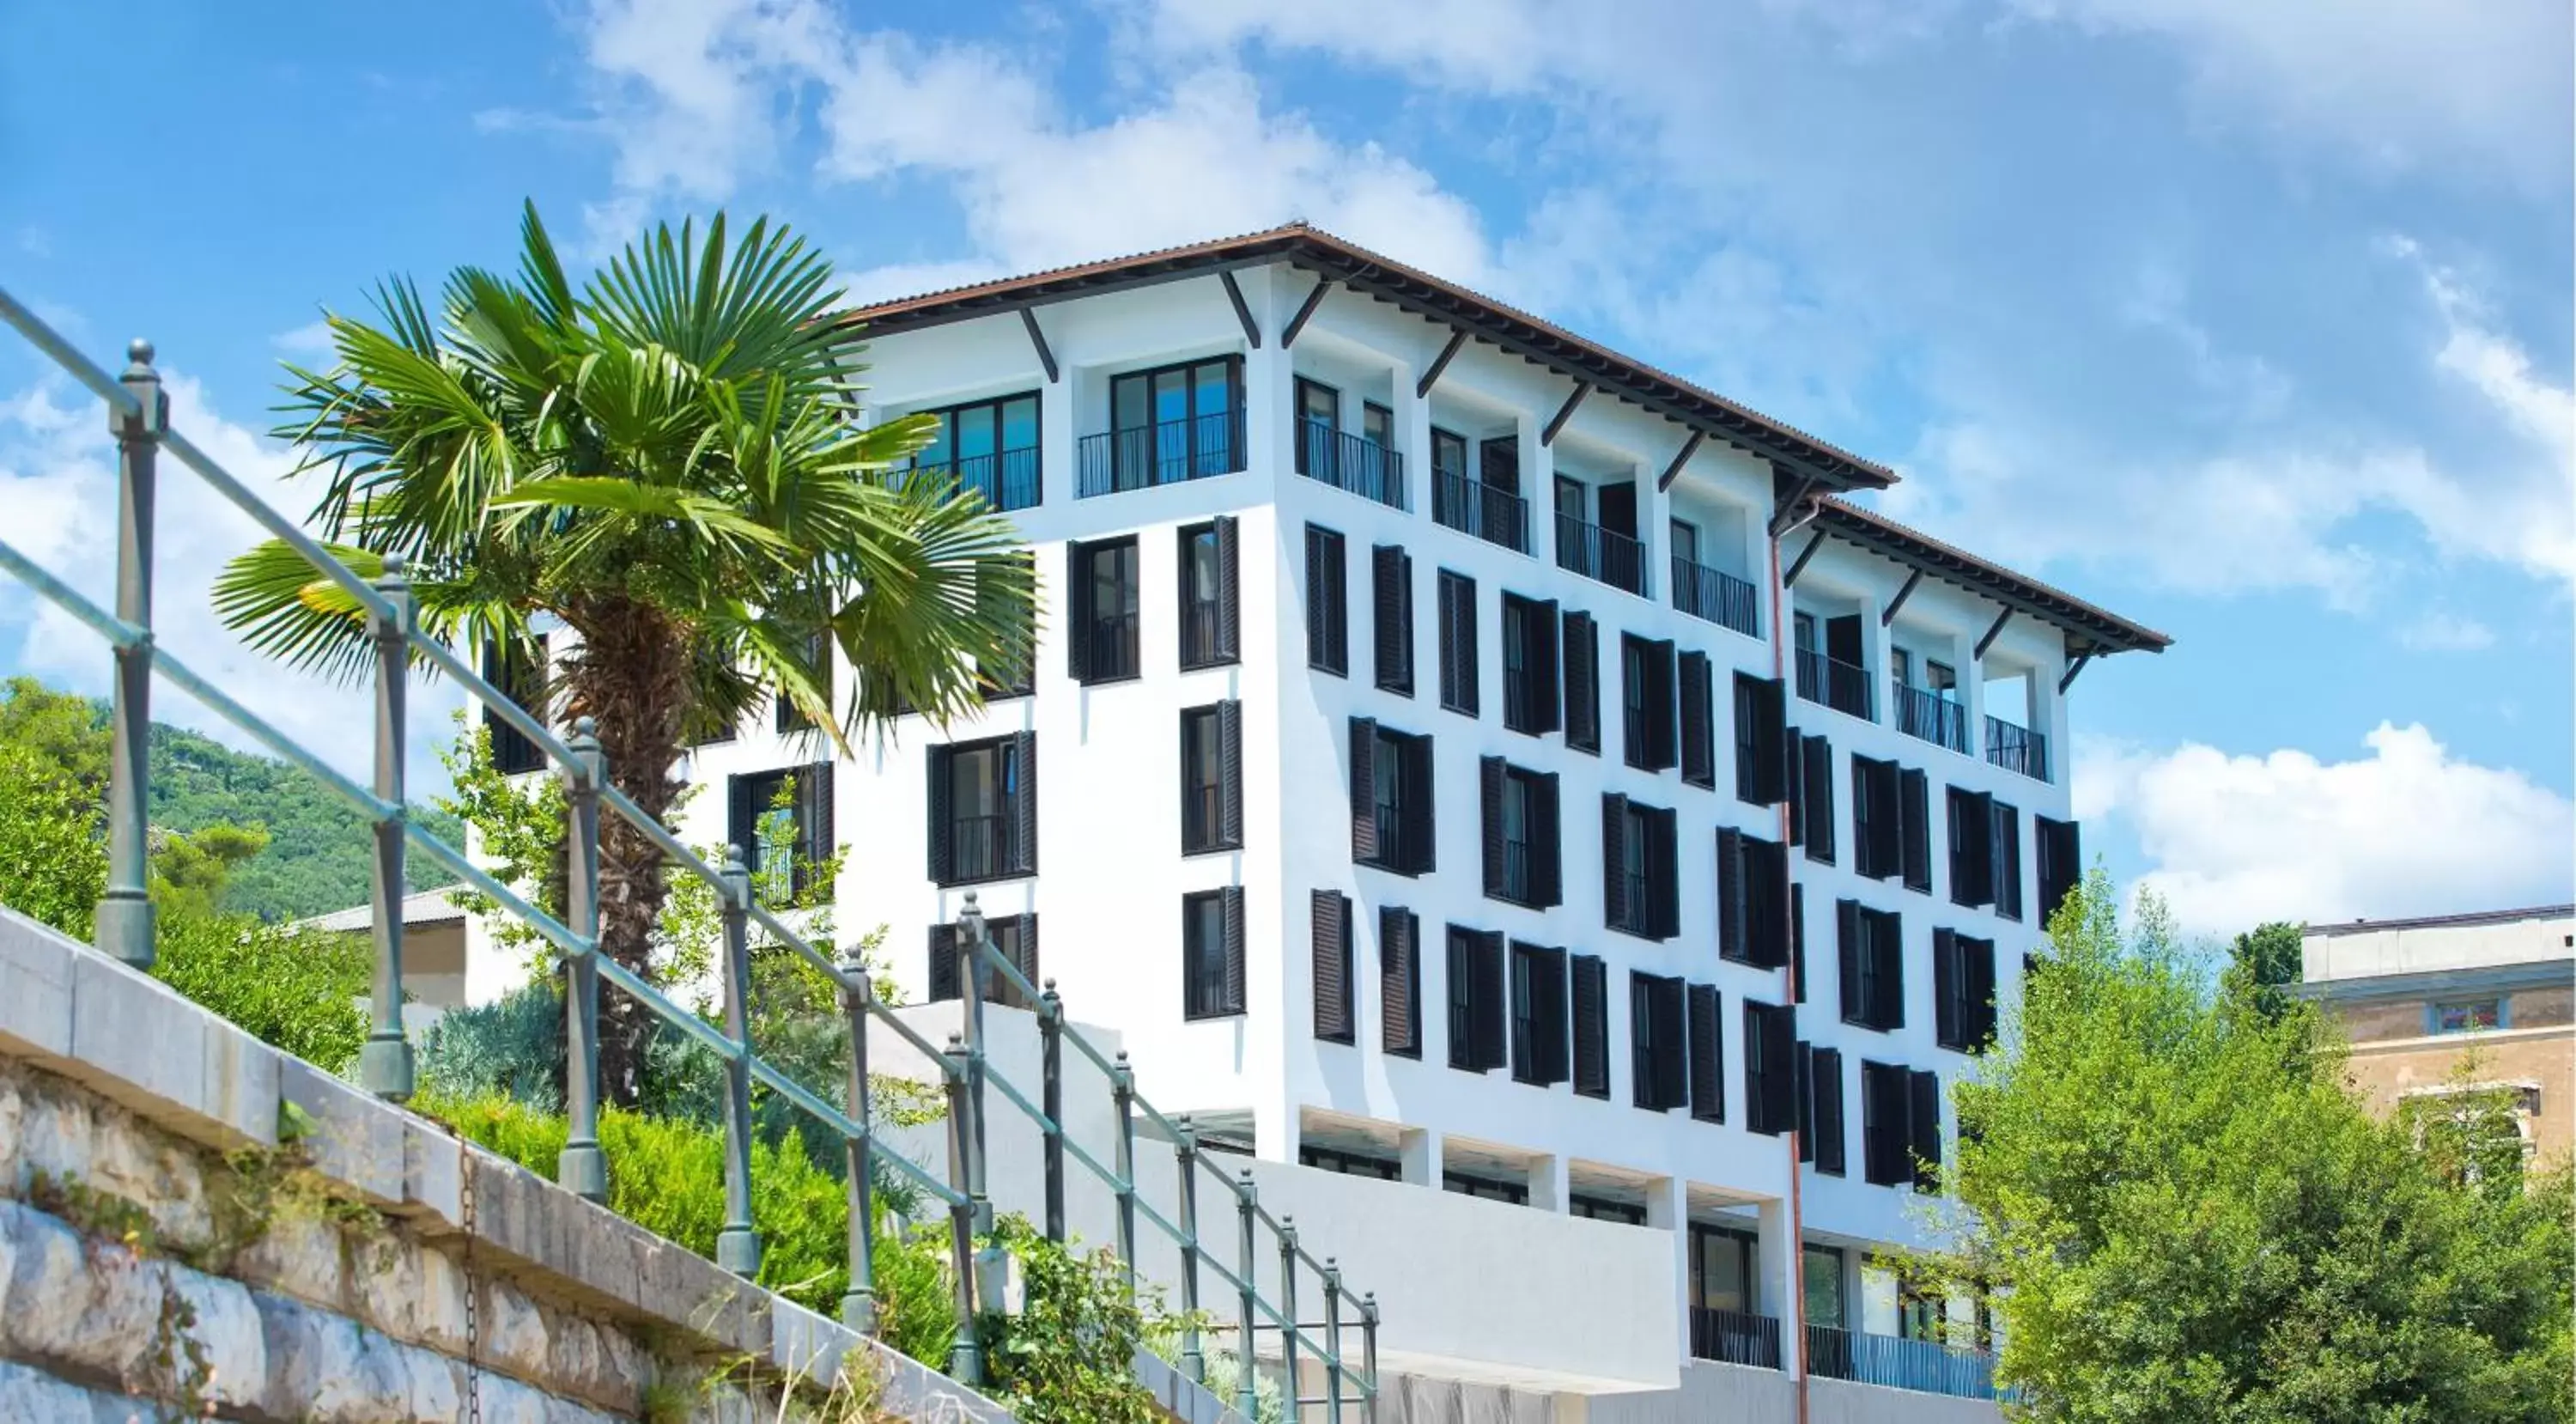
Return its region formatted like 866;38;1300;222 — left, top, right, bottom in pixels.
1671;555;1759;638
0;289;1377;1415
1295;417;1408;510
1076;408;1247;497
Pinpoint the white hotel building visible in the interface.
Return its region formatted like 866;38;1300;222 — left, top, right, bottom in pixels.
471;226;2168;1420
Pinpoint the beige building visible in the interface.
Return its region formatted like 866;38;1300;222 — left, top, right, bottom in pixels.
2300;905;2575;1165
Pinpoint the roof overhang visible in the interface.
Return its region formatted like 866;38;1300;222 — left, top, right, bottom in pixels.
1808;498;2172;658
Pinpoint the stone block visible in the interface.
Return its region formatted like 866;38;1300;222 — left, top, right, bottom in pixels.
0;1198;164;1385
3;1068;90;1197
168;1268;267;1410
403;1116;465;1228
236;1208;349;1311
83;1091;212;1251
281;1055;408;1205
353;1230;468;1354
0;906;75;1065
0;1359;132;1424
65;949;277;1152
478;1275;553;1380
254;1290;413;1424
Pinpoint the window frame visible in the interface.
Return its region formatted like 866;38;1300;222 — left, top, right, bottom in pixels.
1182;886;1246;1020
1067;535;1143;685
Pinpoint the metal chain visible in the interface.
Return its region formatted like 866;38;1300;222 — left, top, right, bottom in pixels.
450;1123;481;1424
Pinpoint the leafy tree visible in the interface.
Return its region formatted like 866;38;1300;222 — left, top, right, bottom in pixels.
2230;919;2305;1021
1942;873;2573;1422
215;203;1034;1105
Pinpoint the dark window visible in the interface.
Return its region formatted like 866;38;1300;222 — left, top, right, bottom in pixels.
1177;517;1240;669
1296;377;1340;475
1861;1060;1914;1187
1350;717;1437;876
1852;755;1904;880
1716;827;1790;969
1432;427;1468;483
1801;734;1838;865
1602;794;1680;940
1372;545;1414;696
1910;1068;1942;1192
1621;635;1678;771
1510;940;1570;1086
1437;570;1479;715
1744;999;1800;1135
1103;356;1244;490
1480;758;1562;908
1571;1195;1645;1225
775;631;828;734
1571;954;1609;1098
1306;524;1349;676
1678;651;1716;788
1183;887;1247;1019
1179;702;1242;854
1899;768;1932;894
728;763;834;900
1301;1144;1400;1180
1447;926;1508;1073
1631;971;1689;1111
926;735;1036;885
1692;1225;1759;1318
1732;673;1787;804
911;391;1042;511
927;914;1040;1009
1364;401;1393;449
1687;983;1724;1124
1563;610;1601;754
1838;900;1905;1031
1443;1171;1528;1204
1313;891;1355;1044
1934;929;1999;1052
1809;1045;1846;1176
1994;800;2024;921
1066;537;1141;684
976;552;1037;700
1501;593;1562;735
1382;907;1422;1057
483;636;549;775
1947;787;1996;907
2035;815;2081;925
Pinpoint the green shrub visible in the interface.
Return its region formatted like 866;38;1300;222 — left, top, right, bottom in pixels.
417;980;568;1111
153;913;370;1073
0;739;105;938
978;1214;1159;1423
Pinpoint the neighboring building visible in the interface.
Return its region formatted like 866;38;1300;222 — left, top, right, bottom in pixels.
2300;905;2575;1165
458;225;2169;1417
305;885;471;1031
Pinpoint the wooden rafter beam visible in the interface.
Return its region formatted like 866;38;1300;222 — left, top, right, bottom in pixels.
2057;648;2095;695
1782;528;1828;589
1880;569;1924;627
1416;328;1467;399
1218;271;1261;349
1281;277;1334;348
1973;609;2014;660
1655;429;1706;492
1019;307;1059;384
1540;380;1591;447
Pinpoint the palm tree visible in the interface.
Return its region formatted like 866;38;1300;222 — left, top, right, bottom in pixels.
216;203;1035;1104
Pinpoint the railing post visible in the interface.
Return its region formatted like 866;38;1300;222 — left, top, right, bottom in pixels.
1176;1115;1205;1382
1111;1049;1139;1299
358;556;415;1101
942;1032;982;1384
94;339;164;970
556;716;606;1202
1234;1171;1260;1422
955;894;1001;1310
1278;1217;1302;1417
714;846;761;1277
841;949;878;1335
1360;1292;1380;1424
1039;979;1066;1243
1321;1257;1346;1424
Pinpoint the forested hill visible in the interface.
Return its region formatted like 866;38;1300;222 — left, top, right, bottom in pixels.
151;721;463;922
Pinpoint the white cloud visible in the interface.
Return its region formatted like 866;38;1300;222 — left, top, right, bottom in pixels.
2393;612;2497;653
271;320;335;358
2076;724;2576;936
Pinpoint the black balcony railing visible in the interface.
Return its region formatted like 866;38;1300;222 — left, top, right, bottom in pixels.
1804;1324;1998;1399
1500;840;1533;905
1795;648;1874;721
1673;557;1759;638
1690;1308;1784;1370
1079;612;1140;684
1433;471;1530;553
947;813;1019;883
1893;682;1969;754
1556;514;1650;597
1987;715;2049;782
1297;419;1407;510
912;446;1040;512
1179;600;1224;670
1077;409;1246;496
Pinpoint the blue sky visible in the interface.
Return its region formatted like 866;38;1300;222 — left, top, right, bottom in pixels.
2;0;2568;934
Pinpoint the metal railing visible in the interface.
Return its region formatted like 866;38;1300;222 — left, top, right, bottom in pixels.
1078;612;1140;683
1296;419;1407;510
1554;514;1649;597
0;291;1378;1417
1077;411;1245;496
912;447;1041;513
1794;648;1874;721
1688;1307;1783;1370
1985;715;2049;782
1892;683;1969;754
1804;1324;1997;1399
1671;557;1758;639
1431;470;1529;553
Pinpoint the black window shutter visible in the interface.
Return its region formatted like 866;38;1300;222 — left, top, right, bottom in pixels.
1348;718;1379;864
1214;515;1241;662
1382;908;1420;1056
1862;1060;1910;1186
928;923;960;1002
728;775;757;875
1313;891;1353;1044
1803;736;1837;863
1657;980;1687;1111
1994;802;2023;920
1716;827;1748;964
1221;886;1248;1015
1653;640;1679;770
1735;673;1788;804
1790;883;1807;1004
1478;930;1509;1070
797;762;835;896
1563;610;1600;753
1949;788;1996;907
1537;946;1570;1085
1687;983;1723;1123
1965;935;1997;1047
1373;545;1413;695
1218;700;1244;849
1601;793;1630;932
1747;836;1789;969
1630;973;1653;1107
1900;768;1932;893
1534;772;1562;908
1934;928;1962;1050
1438;572;1478;715
1534;599;1561;733
1509;944;1534;1082
1403;736;1437;875
1658;807;1683;937
2037;816;2081;924
1011;731;1039;876
1909;1069;1942;1192
923;750;952;884
1746;1001;1798;1135
1479;757;1508;899
1795;1038;1816;1161
1066;541;1093;682
1837;898;1865;1026
1571;955;1608;1098
1811;1047;1845;1176
1679;651;1714;788
1012;915;1042;1000
1870;909;1905;1031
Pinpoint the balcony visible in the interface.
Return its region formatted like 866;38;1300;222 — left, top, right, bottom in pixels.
1077;410;1245;497
1893;683;1969;755
1689;1307;1783;1371
912;446;1040;513
1297;418;1407;510
1556;514;1650;598
1987;715;2049;782
1672;557;1759;639
1805;1324;1998;1399
946;813;1021;884
1432;470;1530;553
1795;648;1874;721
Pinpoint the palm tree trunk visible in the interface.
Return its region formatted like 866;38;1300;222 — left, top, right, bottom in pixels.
562;595;692;1110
